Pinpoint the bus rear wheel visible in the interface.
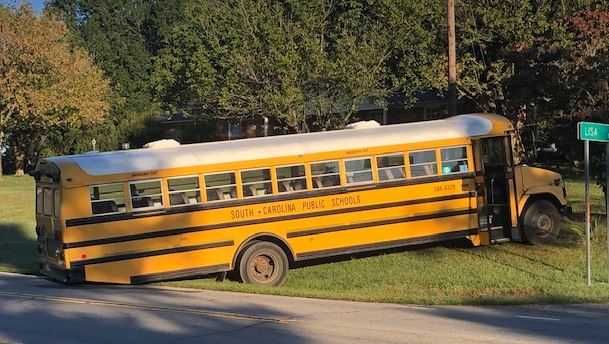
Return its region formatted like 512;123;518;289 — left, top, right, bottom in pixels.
523;200;560;244
238;241;288;286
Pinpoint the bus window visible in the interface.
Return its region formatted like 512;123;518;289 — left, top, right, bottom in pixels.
43;188;53;216
377;154;405;181
311;161;340;188
36;187;43;214
129;180;164;210
241;169;273;197
276;165;307;193
54;189;61;218
441;147;469;174
168;176;201;206
205;172;237;201
90;183;126;215
409;150;437;177
345;158;373;184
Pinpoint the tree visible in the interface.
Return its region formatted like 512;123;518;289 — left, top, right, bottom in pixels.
0;5;111;175
152;0;444;132
47;0;169;151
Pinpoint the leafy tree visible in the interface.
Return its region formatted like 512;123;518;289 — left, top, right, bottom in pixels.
0;5;111;175
152;0;444;132
46;0;167;151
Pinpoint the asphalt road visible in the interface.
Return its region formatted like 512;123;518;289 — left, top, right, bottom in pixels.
0;272;608;344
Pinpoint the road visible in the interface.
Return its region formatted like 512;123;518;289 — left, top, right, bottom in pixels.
0;272;608;344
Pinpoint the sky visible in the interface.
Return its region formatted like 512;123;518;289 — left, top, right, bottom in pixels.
0;0;45;13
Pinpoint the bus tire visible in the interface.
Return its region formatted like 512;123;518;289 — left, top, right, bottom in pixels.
522;200;560;244
238;241;288;286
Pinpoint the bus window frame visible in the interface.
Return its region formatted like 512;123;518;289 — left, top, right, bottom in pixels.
408;148;439;178
240;167;273;198
275;163;309;194
204;171;238;202
128;179;165;212
376;153;407;182
89;182;128;216
439;145;470;175
166;175;202;207
344;156;374;185
310;159;342;189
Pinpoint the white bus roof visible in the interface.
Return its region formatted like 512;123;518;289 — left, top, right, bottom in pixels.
47;113;512;176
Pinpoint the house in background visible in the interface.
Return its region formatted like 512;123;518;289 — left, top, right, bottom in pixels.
150;92;470;145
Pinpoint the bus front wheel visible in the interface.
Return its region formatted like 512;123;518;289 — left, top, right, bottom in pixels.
523;200;560;244
238;241;288;286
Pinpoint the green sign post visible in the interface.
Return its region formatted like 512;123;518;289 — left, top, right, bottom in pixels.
577;122;609;286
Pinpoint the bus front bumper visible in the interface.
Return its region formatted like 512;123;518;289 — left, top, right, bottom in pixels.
560;205;572;218
40;262;85;284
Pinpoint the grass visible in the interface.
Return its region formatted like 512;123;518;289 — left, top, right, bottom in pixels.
0;176;37;273
1;175;609;304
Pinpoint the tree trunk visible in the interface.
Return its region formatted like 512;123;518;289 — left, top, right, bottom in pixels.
0;131;3;178
14;145;25;177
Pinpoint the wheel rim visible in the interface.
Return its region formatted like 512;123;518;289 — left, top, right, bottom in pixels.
248;253;276;283
535;213;553;238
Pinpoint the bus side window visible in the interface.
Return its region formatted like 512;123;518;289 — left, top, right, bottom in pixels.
441;146;469;174
168;176;201;206
90;183;126;215
129;180;164;210
377;154;406;181
276;165;307;193
43;188;53;216
311;161;340;188
36;187;43;214
205;172;237;201
345;158;373;184
409;150;437;177
241;169;273;197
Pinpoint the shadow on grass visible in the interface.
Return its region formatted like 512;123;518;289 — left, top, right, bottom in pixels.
0;223;38;274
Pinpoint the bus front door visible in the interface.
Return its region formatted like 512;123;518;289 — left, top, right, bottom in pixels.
478;137;513;242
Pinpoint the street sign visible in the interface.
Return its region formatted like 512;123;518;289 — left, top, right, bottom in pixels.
577;121;609;286
578;121;609;142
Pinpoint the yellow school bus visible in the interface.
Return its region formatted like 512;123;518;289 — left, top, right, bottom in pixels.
34;113;569;285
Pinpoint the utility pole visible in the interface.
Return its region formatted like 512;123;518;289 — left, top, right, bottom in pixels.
447;0;457;116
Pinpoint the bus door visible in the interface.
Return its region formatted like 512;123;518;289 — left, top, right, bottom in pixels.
477;137;513;242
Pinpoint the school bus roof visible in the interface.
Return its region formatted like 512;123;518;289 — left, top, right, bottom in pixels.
45;113;512;177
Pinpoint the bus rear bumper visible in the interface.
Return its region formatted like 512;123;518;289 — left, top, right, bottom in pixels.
40;262;85;284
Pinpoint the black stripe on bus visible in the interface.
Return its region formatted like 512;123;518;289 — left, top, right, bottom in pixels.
295;228;478;261
130;264;230;284
63;192;474;249
65;172;475;227
70;240;234;268
286;208;476;238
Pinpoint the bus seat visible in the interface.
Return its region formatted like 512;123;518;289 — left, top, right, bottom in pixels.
281;181;294;192
169;193;187;205
92;200;117;214
423;164;434;175
216;189;232;200
293;181;305;190
314;178;324;188
383;169;395;180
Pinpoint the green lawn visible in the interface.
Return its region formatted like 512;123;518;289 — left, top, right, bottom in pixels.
0;176;37;273
2;175;609;304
